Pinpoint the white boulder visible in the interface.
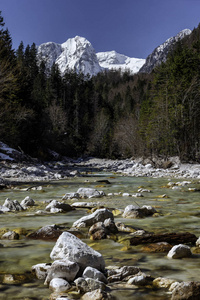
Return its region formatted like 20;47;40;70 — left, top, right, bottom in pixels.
45;200;72;212
31;263;51;280
49;277;71;292
50;232;105;271
167;244;192;259
196;236;200;247
3;198;24;211
123;205;156;218
83;266;108;284
20;196;35;208
74;277;106;293
45;259;80;284
73;208;114;228
77;187;105;198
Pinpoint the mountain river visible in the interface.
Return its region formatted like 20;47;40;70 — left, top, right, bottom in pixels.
0;171;200;299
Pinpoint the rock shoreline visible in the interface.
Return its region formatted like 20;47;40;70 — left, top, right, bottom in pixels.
1;156;200;186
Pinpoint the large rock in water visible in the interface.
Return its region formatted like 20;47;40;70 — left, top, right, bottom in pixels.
44;259;80;284
50;232;105;272
77;187;105;198
123;205;156;218
73;208;114;228
3;198;24;211
27;225;63;241
167;244;192;259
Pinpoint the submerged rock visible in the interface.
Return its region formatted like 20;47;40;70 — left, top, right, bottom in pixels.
153;277;177;289
27;225;63;241
115;222;136;233
141;242;172;253
130;232;197;246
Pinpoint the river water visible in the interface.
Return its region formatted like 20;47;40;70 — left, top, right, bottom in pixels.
0;171;200;299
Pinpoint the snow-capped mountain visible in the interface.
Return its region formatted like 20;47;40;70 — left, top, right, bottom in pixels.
37;29;192;77
139;29;192;73
37;36;145;77
37;36;103;76
96;50;145;74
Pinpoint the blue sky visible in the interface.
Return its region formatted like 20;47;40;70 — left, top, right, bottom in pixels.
1;0;200;58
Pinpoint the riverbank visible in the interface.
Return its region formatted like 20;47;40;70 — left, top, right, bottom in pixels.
1;156;200;186
1;141;200;184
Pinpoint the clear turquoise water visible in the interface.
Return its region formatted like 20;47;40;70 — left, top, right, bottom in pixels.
0;173;200;299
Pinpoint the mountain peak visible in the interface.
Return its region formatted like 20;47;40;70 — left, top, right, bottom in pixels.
97;51;145;74
139;28;192;73
37;28;192;77
37;36;102;76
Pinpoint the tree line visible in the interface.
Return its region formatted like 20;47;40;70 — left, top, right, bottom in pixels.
1;11;200;161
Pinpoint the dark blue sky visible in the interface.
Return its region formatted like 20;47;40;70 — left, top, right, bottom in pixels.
1;0;200;58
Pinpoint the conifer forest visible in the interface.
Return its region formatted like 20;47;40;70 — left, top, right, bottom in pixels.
1;11;200;162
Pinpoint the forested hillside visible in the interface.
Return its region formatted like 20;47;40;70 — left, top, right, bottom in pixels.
1;11;200;161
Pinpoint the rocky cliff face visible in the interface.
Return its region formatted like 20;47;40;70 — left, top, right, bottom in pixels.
139;29;192;74
37;29;192;77
37;36;103;76
96;50;145;74
37;36;145;77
